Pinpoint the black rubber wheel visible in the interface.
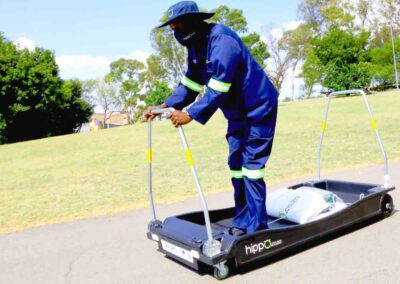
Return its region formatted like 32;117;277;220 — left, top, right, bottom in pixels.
213;264;229;280
381;194;394;218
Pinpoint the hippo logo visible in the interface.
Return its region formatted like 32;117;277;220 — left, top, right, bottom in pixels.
245;239;282;255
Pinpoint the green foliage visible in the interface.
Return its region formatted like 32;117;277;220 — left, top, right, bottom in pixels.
106;58;145;110
144;54;168;89
210;6;269;68
81;79;97;106
144;81;171;106
55;80;93;134
369;26;393;49
298;0;354;33
303;26;371;91
241;33;269;69
0;35;92;144
209;5;248;34
281;23;313;62
301;51;324;96
295;0;400;91
369;38;400;87
0;114;6;144
106;58;146;123
319;4;354;28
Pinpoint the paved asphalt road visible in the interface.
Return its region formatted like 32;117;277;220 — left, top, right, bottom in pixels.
1;162;399;284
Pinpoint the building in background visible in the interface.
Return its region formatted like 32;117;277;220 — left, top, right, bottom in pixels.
81;111;130;132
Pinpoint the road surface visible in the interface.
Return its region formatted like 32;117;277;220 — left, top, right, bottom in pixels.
0;162;399;283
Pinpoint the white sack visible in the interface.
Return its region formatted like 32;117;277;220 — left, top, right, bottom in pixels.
266;186;345;224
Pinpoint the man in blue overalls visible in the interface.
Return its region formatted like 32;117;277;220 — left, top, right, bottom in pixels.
146;1;279;235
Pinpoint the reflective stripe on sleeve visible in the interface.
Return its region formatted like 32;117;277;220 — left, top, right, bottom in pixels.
230;170;243;179
242;167;265;179
208;78;231;93
181;76;204;92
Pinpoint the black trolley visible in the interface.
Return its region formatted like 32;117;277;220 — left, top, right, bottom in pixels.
146;89;395;280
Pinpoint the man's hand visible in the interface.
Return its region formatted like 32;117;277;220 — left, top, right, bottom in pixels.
170;110;193;128
144;103;168;121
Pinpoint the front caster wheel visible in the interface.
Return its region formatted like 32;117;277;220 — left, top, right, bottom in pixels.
381;194;394;218
147;219;162;232
213;264;229;280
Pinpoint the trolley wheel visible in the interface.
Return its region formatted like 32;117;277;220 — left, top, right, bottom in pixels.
381;194;394;218
147;219;163;232
213;264;229;280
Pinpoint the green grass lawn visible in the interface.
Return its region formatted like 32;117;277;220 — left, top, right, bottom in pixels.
1;90;399;233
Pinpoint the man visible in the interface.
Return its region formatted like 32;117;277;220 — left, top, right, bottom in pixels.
145;1;279;235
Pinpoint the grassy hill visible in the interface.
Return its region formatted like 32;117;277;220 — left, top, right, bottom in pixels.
1;90;399;233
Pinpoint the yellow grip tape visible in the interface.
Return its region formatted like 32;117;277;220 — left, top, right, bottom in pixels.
371;119;378;131
185;149;195;167
147;148;152;163
321;120;327;132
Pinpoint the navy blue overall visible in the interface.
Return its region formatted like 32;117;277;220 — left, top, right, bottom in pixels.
165;23;279;233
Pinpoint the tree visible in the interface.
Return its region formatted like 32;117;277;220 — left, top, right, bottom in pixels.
211;6;269;68
280;23;314;99
54;80;93;134
301;50;325;95
303;26;371;91
131;80;172;123
0;34;92;144
106;58;145;122
369;38;400;88
143;54;168;91
210;5;248;34
150;14;186;87
298;0;355;34
264;29;292;92
144;81;171;106
292;0;400;96
93;78;120;128
355;0;374;29
297;0;400;45
81;79;97;107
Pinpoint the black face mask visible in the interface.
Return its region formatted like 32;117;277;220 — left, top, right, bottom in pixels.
173;21;209;47
174;29;198;47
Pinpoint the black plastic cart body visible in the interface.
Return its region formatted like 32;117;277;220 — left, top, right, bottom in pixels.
145;90;395;280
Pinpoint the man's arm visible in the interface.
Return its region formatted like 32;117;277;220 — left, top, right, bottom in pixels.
145;55;203;121
187;34;241;124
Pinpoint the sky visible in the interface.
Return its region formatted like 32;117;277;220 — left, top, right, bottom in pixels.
0;0;303;97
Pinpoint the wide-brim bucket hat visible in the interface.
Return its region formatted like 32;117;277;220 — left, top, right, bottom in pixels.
157;1;215;28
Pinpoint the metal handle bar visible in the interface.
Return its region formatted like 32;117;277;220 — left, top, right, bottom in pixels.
317;89;390;188
151;107;176;114
147;108;220;255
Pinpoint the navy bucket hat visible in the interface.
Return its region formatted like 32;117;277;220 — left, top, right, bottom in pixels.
157;1;215;28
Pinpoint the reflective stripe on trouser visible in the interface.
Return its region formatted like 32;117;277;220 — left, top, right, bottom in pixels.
226;107;277;233
230;168;265;179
